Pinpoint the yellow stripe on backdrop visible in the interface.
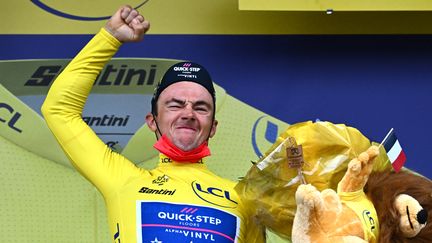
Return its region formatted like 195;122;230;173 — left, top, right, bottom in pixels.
239;0;432;11
2;0;432;34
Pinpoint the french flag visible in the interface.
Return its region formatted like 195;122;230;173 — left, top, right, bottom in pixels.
382;128;406;172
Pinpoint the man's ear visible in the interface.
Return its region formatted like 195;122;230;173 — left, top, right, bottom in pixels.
209;119;218;138
145;113;157;132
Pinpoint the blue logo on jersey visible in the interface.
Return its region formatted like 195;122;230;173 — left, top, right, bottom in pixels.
362;210;376;231
136;201;239;242
191;181;238;208
251;115;279;157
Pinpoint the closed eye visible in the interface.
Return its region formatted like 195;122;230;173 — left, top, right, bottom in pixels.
195;106;209;112
166;99;186;110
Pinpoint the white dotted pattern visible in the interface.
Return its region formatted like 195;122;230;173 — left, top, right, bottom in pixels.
0;136;107;242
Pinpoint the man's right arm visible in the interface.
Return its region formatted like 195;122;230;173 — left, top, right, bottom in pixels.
41;6;150;196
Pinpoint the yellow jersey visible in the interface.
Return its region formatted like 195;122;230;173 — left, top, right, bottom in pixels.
338;189;379;243
42;28;264;243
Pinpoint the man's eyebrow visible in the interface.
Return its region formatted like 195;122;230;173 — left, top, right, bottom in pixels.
165;98;186;105
165;98;212;108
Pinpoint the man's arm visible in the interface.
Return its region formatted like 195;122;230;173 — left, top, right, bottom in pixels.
41;6;150;196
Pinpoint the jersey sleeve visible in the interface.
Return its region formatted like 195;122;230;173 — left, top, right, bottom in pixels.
41;28;149;197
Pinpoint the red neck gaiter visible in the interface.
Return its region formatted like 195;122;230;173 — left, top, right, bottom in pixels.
153;134;211;163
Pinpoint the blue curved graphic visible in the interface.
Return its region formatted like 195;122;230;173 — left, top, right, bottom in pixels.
251;115;278;158
31;0;149;21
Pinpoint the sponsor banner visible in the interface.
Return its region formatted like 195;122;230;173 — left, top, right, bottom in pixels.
1;0;261;34
4;1;432;35
239;0;432;11
0;59;179;95
136;201;240;242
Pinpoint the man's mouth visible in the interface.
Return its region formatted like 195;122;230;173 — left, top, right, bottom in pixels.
176;126;197;132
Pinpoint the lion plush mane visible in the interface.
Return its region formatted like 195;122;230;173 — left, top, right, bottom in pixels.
365;170;432;243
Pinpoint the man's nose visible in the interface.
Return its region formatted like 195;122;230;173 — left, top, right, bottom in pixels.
180;104;195;119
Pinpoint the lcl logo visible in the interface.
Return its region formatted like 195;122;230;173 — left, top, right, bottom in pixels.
191;181;238;208
0;103;23;133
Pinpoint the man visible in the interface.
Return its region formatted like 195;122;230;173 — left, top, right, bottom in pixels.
42;5;264;243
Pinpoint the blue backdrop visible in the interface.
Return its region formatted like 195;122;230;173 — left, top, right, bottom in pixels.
1;34;431;178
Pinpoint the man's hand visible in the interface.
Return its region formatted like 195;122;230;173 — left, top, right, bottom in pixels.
105;5;150;42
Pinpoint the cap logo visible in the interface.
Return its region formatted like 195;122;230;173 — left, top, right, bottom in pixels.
173;66;201;73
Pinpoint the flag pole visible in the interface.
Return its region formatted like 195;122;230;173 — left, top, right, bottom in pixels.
379;127;394;148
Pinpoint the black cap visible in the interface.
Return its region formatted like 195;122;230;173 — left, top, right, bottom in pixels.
151;62;216;115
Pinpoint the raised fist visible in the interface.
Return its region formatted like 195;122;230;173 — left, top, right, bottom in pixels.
105;5;150;42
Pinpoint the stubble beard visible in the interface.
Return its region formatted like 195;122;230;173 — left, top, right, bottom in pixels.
172;135;201;151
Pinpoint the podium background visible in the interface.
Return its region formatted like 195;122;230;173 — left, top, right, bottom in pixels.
2;0;431;177
1;1;432;242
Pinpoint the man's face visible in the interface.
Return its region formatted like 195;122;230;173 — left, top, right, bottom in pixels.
146;81;217;151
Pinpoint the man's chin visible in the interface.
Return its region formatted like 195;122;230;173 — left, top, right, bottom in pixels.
172;139;199;151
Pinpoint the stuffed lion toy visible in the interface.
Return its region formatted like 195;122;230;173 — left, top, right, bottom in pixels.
292;145;431;243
